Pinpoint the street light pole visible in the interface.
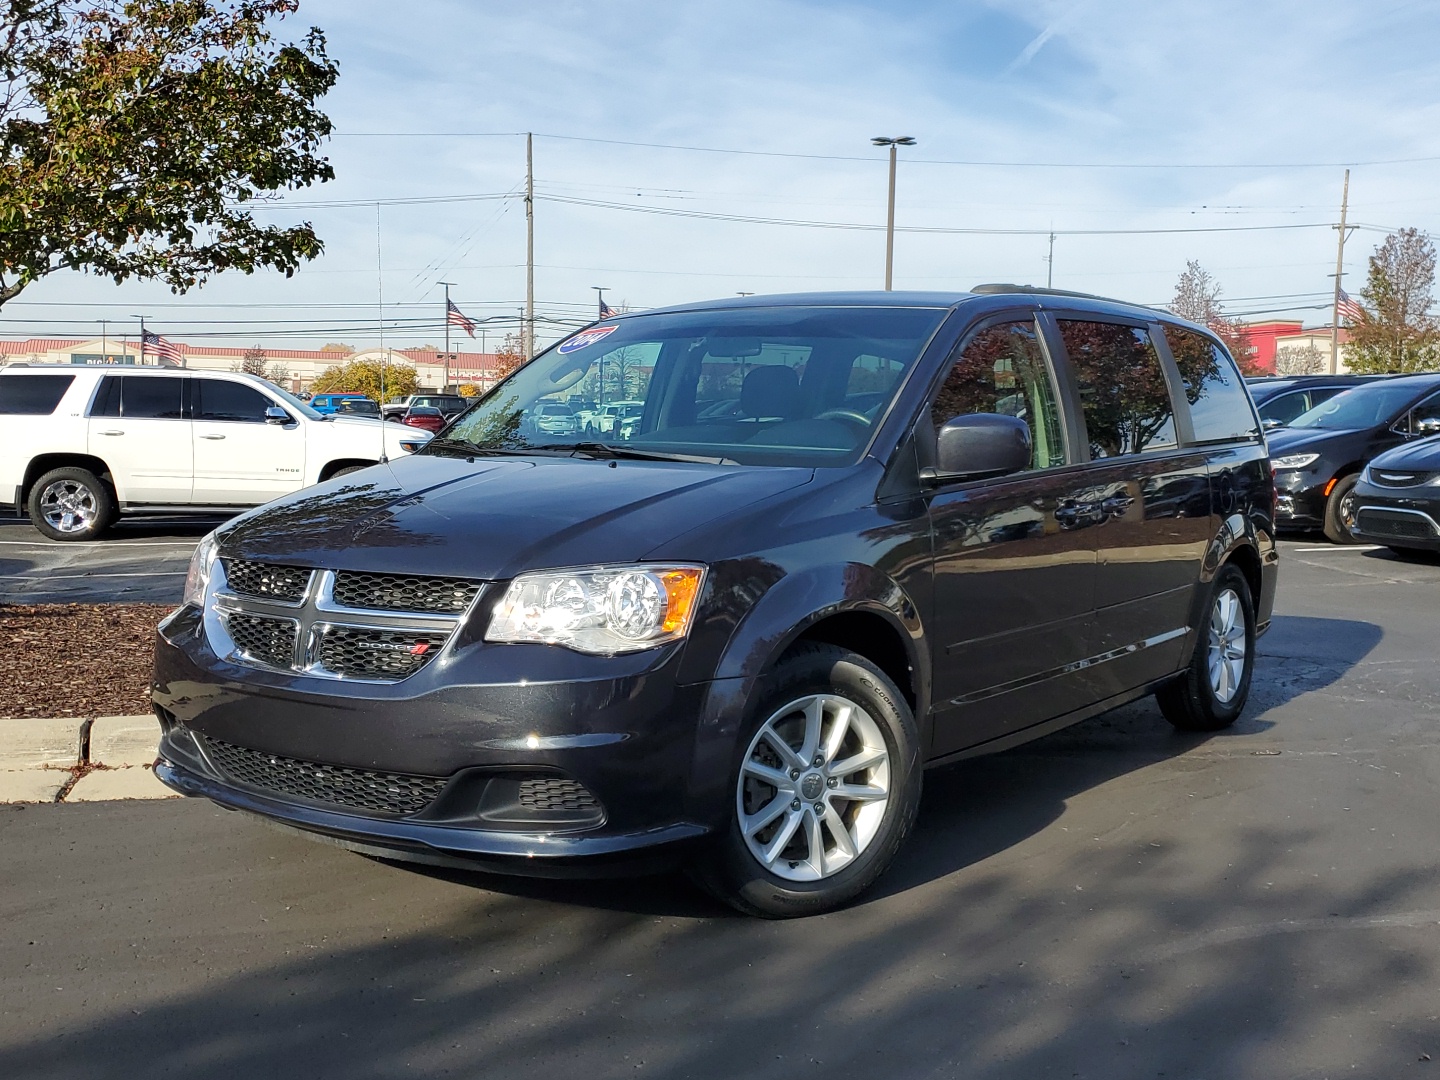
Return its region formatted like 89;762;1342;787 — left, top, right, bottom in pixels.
439;281;456;391
592;285;609;320
131;315;146;365
872;137;915;291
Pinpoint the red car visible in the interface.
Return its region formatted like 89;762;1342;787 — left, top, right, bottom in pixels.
400;406;446;433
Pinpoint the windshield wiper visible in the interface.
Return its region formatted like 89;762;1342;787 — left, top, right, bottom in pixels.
535;441;735;465
422;438;571;459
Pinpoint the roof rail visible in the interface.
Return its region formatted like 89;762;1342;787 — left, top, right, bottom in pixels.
970;283;1159;308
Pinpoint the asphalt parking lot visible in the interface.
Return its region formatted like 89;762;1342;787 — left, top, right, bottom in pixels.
0;517;214;604
2;537;1438;1078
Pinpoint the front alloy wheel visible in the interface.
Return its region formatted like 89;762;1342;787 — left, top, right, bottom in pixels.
691;643;921;918
738;694;891;882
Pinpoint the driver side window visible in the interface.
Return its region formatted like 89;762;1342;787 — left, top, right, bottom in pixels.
931;321;1068;470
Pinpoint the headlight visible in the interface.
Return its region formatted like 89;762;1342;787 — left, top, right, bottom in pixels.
183;530;221;608
485;564;706;655
1271;453;1319;470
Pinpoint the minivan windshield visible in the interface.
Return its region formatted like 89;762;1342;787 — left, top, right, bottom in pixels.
439;305;948;467
1287;382;1426;431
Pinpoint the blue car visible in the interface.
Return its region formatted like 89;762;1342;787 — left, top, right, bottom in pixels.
309;393;376;415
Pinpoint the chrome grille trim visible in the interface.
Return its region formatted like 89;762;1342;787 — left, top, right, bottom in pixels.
204;560;486;683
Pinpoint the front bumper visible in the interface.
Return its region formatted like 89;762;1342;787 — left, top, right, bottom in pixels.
1273;474;1327;529
152;604;737;870
1349;482;1440;550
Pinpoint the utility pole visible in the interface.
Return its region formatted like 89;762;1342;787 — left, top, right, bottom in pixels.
439;281;456;391
525;132;535;361
872;137;915;291
132;315;146;365
1046;231;1056;289
1329;168;1352;376
100;319;108;362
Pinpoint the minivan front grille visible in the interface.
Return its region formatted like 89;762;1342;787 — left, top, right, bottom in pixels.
222;559;313;603
332;571;481;614
315;626;450;680
223;612;298;669
1355;508;1439;540
199;736;447;816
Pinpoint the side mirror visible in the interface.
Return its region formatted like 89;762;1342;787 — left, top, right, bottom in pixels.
1262;417;1285;430
921;413;1032;484
1417;417;1440;436
264;406;291;425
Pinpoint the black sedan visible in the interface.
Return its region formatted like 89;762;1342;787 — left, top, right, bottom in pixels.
1245;374;1379;429
1267;373;1440;543
1350;434;1440;553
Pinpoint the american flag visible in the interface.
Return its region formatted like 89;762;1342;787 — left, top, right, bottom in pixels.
1337;289;1366;324
142;330;187;367
599;298;617;319
446;299;477;337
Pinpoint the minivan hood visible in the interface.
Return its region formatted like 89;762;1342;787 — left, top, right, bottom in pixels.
1266;427;1358;455
221;454;814;579
1369;434;1440;471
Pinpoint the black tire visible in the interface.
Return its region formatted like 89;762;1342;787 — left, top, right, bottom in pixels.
27;467;116;542
329;465;368;479
689;643;922;918
1322;473;1362;544
1157;563;1256;732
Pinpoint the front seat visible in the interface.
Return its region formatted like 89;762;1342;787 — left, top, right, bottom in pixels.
740;365;802;420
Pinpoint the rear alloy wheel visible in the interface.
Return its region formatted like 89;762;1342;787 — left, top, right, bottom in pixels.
691;643;921;918
1322;473;1362;544
27;467;116;542
1157;563;1256;732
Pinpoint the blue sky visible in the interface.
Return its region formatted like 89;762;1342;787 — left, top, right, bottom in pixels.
7;0;1440;351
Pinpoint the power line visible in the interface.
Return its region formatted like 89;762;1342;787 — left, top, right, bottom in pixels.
330;129;1440;171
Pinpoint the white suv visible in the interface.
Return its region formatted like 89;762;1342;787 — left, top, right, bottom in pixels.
0;366;429;541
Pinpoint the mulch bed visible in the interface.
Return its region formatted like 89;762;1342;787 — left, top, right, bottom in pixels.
1;604;172;719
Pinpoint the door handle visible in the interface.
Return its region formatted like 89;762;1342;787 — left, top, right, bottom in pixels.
97;429;124;436
1100;494;1134;517
1055;499;1103;529
199;434;226;440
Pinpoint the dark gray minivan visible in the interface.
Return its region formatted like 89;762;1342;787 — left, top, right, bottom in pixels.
153;288;1278;917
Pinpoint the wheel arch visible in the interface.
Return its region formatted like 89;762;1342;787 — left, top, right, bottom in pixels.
318;458;377;482
21;454;118;507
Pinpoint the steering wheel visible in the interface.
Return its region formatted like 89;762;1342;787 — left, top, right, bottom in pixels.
814;408;872;430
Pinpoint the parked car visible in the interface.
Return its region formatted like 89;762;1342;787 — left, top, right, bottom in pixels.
1245;375;1380;429
153;288;1276;917
1348;433;1440;554
587;400;644;436
333;398;380;418
400;405;447;433
528;402;580;437
309;393;376;416
1266;374;1440;543
382;394;469;422
0;366;429;541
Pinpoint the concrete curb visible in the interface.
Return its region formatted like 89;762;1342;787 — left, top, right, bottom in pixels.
0;714;176;804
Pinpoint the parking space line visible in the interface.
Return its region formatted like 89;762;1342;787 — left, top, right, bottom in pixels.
1289;545;1382;553
0;540;199;549
0;572;186;580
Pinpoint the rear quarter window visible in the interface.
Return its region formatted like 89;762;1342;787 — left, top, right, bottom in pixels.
0;374;76;415
1163;327;1262;443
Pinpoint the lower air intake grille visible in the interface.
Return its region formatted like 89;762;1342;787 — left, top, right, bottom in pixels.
222;559;312;602
332;571;482;614
224;612;298;669
1355;509;1438;540
199;737;447;816
518;777;601;814
316;626;449;680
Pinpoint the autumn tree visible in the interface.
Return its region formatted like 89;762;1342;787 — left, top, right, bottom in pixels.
1168;260;1261;374
1275;343;1326;376
0;0;337;309
239;344;267;376
266;361;291;385
492;333;525;382
311;358;417;401
1345;227;1440;373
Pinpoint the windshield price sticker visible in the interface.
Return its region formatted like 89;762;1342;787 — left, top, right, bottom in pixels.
556;324;620;354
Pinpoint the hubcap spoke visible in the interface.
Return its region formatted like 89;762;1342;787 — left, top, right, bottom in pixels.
743;792;791;838
737;692;892;882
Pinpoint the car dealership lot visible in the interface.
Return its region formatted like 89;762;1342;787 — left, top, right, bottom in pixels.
0;518;209;604
1;541;1438;1078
